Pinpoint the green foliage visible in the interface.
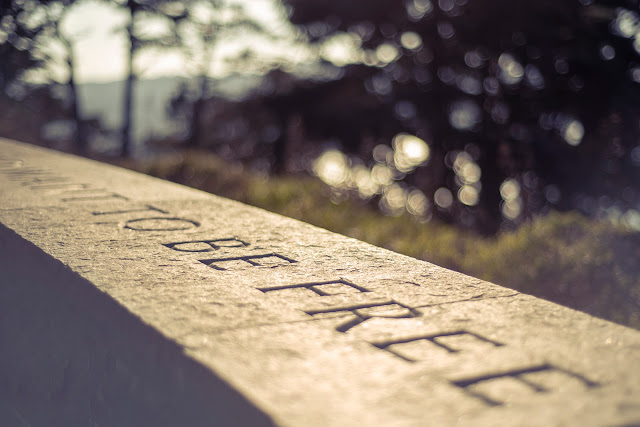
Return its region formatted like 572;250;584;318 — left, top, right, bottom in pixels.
464;213;640;328
122;150;640;329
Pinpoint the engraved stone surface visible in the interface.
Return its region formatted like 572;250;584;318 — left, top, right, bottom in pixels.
1;138;640;426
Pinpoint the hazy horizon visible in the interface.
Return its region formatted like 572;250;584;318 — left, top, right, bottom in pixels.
48;0;315;84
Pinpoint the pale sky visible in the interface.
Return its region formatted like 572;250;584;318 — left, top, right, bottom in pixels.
55;0;317;83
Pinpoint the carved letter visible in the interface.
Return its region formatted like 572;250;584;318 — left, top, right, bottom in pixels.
451;364;598;406
164;238;250;252
306;301;419;333
372;330;503;362
125;217;200;231
93;205;169;216
199;253;297;271
258;279;369;296
61;189;128;202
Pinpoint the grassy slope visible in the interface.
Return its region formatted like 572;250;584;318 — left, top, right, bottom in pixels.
119;150;640;329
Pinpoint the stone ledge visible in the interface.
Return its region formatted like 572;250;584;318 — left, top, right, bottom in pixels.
1;138;639;426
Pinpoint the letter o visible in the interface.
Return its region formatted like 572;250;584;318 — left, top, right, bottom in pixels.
125;217;200;231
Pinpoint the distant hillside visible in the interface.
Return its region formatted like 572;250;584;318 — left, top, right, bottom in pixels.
78;74;262;156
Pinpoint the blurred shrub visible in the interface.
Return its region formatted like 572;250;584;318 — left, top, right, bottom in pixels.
464;212;640;328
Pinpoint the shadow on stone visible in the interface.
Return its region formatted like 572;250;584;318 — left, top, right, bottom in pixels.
0;224;273;427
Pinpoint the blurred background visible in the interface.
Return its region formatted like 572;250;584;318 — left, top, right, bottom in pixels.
1;0;639;327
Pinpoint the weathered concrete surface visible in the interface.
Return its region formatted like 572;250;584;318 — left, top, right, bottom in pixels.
1;138;639;426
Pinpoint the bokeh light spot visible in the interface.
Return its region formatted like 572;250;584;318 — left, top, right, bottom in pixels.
631;146;640;166
458;185;479;206
392;133;430;172
612;9;639;38
525;64;544;89
313;149;349;187
600;44;615;60
434;187;454;209
545;185;561;204
456;74;482;95
464;50;485;68
407;189;429;216
500;178;520;201
555;58;569;74
353;165;379;198
380;183;408;215
622;210;640;231
563;120;584;146
376;43;399;63
373;144;393;163
483;77;500;95
461;163;481;183
321;32;361;67
371;163;394;186
437;21;455;39
498;53;524;85
400;31;422;50
449;100;481;130
394;100;417;120
502;199;522;220
407;0;433;21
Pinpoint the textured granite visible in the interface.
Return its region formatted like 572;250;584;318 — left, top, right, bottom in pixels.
1;138;639;426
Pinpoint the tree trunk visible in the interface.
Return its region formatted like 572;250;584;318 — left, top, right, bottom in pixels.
476;136;504;235
67;47;87;153
272;112;289;175
121;12;136;158
56;22;87;154
188;73;208;147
